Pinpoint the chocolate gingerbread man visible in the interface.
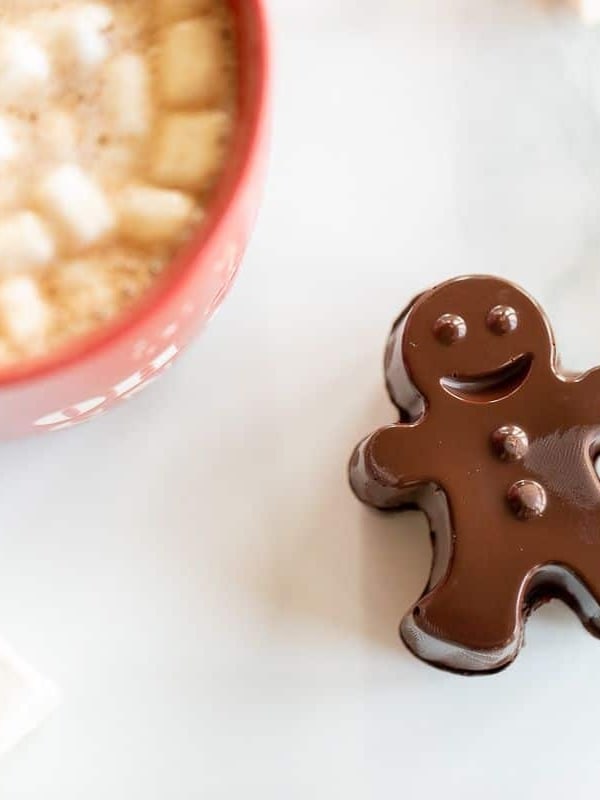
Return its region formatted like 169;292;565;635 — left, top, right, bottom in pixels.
350;275;600;674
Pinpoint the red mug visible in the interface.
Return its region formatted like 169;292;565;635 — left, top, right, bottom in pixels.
0;0;270;438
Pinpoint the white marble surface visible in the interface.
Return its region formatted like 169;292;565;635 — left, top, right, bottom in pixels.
3;0;600;796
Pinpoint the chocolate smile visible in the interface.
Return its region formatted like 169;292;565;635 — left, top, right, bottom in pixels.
440;353;533;403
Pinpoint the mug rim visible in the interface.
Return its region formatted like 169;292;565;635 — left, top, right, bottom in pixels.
0;0;270;389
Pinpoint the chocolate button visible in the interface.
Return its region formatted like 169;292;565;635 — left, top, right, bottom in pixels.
491;425;529;462
507;480;547;520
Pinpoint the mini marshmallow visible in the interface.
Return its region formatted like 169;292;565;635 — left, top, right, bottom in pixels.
159;19;227;108
0;212;55;271
75;3;114;30
36;164;115;249
118;184;195;244
49;3;113;71
0;275;51;347
156;0;214;24
103;53;151;138
152;111;230;191
0;29;50;107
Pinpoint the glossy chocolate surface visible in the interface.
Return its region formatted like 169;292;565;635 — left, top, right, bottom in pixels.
349;275;600;674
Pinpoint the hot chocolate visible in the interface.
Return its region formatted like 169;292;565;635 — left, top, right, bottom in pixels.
0;0;236;362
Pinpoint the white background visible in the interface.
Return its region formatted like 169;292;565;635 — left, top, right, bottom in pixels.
3;0;600;796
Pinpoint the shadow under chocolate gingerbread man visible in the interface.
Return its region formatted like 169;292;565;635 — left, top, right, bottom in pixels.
350;275;600;674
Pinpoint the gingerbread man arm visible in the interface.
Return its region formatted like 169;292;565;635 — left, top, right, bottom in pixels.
349;423;440;510
566;366;600;428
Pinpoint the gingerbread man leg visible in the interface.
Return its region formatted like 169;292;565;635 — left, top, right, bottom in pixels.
349;424;439;510
400;545;526;673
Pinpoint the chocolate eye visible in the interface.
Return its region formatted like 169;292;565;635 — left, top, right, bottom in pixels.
433;314;466;345
487;305;518;335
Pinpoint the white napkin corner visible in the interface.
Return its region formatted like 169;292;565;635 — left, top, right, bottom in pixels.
0;638;61;757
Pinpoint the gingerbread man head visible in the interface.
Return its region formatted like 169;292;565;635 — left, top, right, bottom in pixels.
351;275;600;674
385;275;555;416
